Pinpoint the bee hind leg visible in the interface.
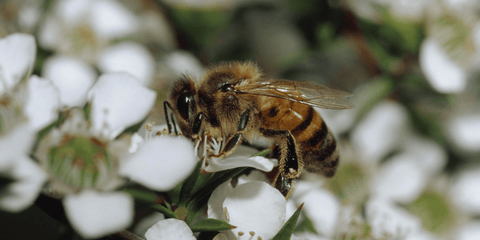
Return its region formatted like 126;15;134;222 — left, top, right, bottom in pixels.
260;128;302;198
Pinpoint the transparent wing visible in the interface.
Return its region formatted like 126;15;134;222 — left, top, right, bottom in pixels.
235;79;354;109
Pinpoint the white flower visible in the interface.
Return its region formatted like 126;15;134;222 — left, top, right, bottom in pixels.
208;180;286;240
34;72;157;238
447;113;480;152
371;153;428;204
450;167;480;215
420;38;467;93
38;0;140;62
365;198;422;239
145;218;196;240
351;101;410;167
290;181;340;238
0;33;59;212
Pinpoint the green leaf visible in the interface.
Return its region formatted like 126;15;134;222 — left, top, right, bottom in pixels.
250;148;271;157
122;188;158;204
179;161;203;206
121;116;148;135
150;203;177;219
191;218;235;232
272;203;303;240
381;11;423;53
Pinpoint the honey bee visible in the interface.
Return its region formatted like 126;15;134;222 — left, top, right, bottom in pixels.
164;61;353;197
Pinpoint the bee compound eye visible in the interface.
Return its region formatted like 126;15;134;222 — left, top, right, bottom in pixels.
177;91;194;121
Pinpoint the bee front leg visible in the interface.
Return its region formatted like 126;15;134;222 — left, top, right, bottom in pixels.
260;128;302;198
208;110;250;158
163;101;178;135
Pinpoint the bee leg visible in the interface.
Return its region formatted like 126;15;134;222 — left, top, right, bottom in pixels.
260;128;301;198
163;101;178;135
209;110;250;158
191;112;203;136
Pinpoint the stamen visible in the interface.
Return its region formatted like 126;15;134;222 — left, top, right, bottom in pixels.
238;232;244;236
249;231;255;236
258;237;262;240
223;207;230;222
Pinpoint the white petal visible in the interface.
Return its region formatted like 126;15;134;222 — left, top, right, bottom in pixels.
420;38;466;93
37;15;61;50
447;113;480;152
98;42;155;86
164;51;204;79
88;72;156;139
24;75;60;131
0;33;36;94
42;56;97;108
212;233;229;240
120;136;196;191
18;5;42;31
208;180;234;221
371;153;427;204
294;188;340;237
90;0;139;40
63;190;134;239
366;198;422;239
402;133;447;177
55;0;91;26
450;167;480;215
204;155;275;173
223;181;286;240
133;212;165;238
351;101;409;166
237;170;270;185
0;124;35;168
0;156;47;212
145;219;196;240
455;221;480;240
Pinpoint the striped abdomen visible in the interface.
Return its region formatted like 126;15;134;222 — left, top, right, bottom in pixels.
258;98;339;177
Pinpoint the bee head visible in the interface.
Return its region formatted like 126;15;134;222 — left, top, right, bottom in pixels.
168;76;198;138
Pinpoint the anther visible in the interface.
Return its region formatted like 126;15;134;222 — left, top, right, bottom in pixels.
238;232;244;236
249;231;255;236
258;237;262;240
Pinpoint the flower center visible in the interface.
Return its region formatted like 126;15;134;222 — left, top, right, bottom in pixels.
48;136;111;189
